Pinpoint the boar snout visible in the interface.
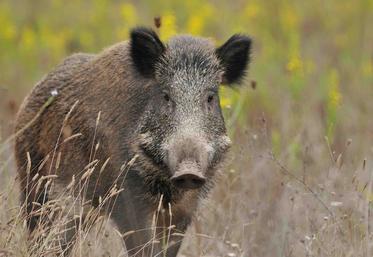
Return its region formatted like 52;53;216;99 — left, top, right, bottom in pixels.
166;135;212;190
171;161;206;189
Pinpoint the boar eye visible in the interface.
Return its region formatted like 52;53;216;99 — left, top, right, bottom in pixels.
163;92;170;102
207;94;214;103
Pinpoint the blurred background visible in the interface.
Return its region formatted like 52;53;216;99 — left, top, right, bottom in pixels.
0;0;372;256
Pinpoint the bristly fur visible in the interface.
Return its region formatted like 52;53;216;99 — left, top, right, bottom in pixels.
14;26;252;256
156;35;222;88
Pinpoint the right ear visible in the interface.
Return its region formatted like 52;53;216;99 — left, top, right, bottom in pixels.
216;34;252;85
130;27;165;77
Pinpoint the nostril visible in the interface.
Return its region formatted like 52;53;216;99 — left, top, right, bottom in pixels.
171;173;206;190
175;178;185;184
173;178;186;188
192;178;204;186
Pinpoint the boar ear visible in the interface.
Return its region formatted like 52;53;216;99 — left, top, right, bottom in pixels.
130;27;165;77
216;34;252;85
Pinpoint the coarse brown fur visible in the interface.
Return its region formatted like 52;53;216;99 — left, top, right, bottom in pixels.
14;27;251;256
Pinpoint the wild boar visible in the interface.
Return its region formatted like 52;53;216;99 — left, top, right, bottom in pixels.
14;27;252;256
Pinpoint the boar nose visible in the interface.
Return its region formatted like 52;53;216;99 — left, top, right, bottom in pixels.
171;161;206;190
171;172;206;189
167;136;211;174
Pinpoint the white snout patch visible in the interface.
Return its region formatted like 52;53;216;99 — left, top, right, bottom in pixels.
220;134;232;148
205;142;215;164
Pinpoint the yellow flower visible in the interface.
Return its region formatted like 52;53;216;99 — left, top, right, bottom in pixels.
187;16;204;35
286;54;303;73
329;89;342;108
219;86;232;109
328;69;342;108
280;4;298;31
220;95;232;109
362;61;373;76
159;13;177;41
120;3;136;26
20;27;36;50
0;6;16;41
186;2;213;35
79;31;94;49
244;2;260;19
326;69;341;140
50;31;68;57
2;23;15;41
117;3;137;41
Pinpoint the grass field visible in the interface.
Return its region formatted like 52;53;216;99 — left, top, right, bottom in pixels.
0;0;372;256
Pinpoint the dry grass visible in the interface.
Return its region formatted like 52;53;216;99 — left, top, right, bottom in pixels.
1;105;372;256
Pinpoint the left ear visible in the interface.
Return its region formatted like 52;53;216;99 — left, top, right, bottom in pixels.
130;27;165;78
215;34;252;85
